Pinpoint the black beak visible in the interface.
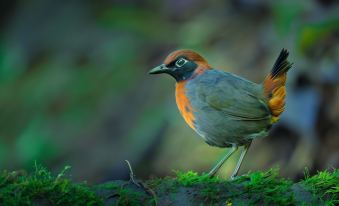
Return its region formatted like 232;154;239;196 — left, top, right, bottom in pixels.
148;64;169;74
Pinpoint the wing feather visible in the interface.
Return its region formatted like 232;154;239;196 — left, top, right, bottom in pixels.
194;70;270;121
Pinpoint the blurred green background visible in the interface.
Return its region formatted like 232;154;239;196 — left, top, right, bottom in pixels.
0;0;338;183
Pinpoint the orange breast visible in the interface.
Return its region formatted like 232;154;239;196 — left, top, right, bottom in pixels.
175;81;195;129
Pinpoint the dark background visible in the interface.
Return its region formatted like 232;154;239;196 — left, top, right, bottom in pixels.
0;0;338;183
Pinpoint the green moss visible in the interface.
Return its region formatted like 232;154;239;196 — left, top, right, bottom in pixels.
234;168;295;205
115;187;145;206
199;186;221;203
175;171;227;203
0;164;103;206
146;177;167;188
97;181;119;190
173;170;297;205
302;169;339;205
147;176;178;194
1;165;338;205
95;181;156;206
175;170;220;186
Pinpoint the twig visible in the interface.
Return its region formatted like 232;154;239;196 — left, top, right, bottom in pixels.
124;160;158;206
125;160;139;186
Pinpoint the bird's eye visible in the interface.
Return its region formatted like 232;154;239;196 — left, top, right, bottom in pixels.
175;58;188;67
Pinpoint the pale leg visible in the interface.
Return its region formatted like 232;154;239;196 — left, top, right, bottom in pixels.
230;141;252;179
208;145;238;177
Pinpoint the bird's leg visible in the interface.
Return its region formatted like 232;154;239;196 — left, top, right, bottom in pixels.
208;145;238;177
230;141;252;179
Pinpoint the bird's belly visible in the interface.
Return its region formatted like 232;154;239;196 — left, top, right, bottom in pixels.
193;110;270;147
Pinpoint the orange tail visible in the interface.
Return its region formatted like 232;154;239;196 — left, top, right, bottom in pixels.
263;49;292;123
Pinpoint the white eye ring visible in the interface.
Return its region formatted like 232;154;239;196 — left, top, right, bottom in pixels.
175;58;188;67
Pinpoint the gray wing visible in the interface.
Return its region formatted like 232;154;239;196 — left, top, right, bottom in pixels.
191;70;270;121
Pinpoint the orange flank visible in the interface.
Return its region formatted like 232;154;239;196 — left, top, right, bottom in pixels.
175;81;196;130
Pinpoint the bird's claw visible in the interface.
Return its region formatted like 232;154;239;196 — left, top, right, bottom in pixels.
207;172;215;178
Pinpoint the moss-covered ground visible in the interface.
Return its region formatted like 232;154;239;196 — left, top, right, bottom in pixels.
0;165;337;206
0;164;102;205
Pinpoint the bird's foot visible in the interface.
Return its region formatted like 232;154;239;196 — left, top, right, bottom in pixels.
207;170;217;178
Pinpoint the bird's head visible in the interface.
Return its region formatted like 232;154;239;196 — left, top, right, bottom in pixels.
149;50;211;82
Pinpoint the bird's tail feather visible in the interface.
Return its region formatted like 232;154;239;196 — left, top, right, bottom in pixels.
263;49;292;123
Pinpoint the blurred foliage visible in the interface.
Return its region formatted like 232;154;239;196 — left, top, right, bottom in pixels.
0;0;338;182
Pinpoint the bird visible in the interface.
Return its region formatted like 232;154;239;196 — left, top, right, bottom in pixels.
149;49;292;179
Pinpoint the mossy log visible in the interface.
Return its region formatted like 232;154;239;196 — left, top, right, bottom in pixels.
0;165;338;206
